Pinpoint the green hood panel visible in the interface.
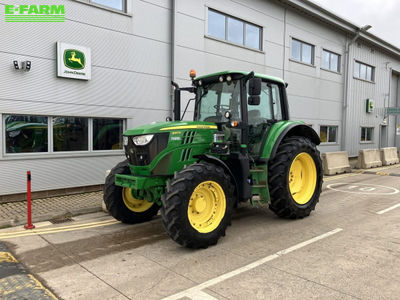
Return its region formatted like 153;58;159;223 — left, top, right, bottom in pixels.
123;121;218;136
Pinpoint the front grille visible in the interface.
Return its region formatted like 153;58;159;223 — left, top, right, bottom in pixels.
125;133;169;166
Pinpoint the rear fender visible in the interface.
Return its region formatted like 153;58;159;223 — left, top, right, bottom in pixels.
260;121;320;160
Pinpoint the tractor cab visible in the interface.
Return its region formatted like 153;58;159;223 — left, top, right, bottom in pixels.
191;71;288;159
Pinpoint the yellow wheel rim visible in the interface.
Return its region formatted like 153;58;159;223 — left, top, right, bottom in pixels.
122;188;154;213
188;181;226;234
288;153;317;205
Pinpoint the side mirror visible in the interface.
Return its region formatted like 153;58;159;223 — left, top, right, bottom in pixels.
248;95;260;106
248;77;261;106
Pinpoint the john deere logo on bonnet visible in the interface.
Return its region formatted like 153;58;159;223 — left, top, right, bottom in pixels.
5;5;65;22
64;50;85;70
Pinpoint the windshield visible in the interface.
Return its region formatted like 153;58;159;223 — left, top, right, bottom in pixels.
194;80;241;122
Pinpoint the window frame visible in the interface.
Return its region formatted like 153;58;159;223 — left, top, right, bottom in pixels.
354;60;375;82
321;49;341;73
2;114;126;158
73;0;130;15
360;126;374;143
206;8;263;52
290;38;315;66
319;125;339;144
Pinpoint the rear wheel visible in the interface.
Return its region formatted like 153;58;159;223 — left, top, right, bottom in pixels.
161;163;233;248
104;160;160;223
268;136;322;218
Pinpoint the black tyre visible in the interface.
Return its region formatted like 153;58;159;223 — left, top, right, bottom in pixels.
161;163;233;248
268;136;323;219
104;160;160;224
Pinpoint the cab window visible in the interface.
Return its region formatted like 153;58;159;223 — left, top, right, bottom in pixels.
247;81;282;125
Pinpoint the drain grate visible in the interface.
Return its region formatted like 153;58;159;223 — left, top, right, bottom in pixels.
49;216;74;224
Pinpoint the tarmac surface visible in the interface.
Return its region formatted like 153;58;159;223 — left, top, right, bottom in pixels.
0;165;399;299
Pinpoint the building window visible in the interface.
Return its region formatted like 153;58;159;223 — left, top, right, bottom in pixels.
4;115;48;153
320;126;338;143
322;50;340;72
291;39;314;65
90;0;125;11
207;9;262;50
354;61;374;82
3;114;125;155
53;117;89;152
93;118;124;151
361;127;373;142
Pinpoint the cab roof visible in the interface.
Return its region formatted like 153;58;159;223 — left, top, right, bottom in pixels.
195;70;285;85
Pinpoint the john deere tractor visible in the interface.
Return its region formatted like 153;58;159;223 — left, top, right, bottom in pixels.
104;71;322;248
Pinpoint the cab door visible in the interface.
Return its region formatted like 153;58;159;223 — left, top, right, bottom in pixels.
247;81;283;157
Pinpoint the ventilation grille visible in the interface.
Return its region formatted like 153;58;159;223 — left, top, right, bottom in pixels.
181;148;192;161
181;131;195;144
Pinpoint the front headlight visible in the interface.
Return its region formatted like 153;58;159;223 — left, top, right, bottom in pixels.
132;134;154;146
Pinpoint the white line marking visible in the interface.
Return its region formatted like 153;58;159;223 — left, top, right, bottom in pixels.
327;183;399;195
376;203;400;215
163;228;343;300
185;290;218;300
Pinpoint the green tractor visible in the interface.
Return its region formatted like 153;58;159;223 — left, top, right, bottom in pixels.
104;71;323;248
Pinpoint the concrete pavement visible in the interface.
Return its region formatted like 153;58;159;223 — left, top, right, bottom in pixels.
0;166;399;299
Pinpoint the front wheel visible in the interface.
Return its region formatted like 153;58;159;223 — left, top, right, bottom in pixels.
268;136;323;219
104;160;160;223
161;163;233;248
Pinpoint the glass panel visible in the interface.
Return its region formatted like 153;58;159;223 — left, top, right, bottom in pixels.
366;66;372;81
291;39;301;61
245;23;260;49
354;62;360;78
5;115;48;153
92;0;123;10
249;82;273;124
320;126;328;143
53;117;88;151
301;43;313;64
322;50;330;70
93;119;123;151
361;127;366;141
196;80;241;122
228;17;244;45
360;64;367;80
328;126;337;143
366;128;372;141
208;10;226;40
271;84;282;120
330;53;339;72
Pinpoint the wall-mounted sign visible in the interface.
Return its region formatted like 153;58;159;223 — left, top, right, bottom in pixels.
397;125;400;136
57;42;91;80
387;107;400;115
366;99;374;113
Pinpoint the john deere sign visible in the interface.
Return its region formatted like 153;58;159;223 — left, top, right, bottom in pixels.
64;50;85;70
57;42;91;80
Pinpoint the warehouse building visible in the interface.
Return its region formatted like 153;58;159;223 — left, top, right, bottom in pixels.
1;0;399;199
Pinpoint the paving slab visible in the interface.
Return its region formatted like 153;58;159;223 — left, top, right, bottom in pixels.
0;191;103;228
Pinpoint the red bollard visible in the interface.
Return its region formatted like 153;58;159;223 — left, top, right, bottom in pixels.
24;171;35;230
